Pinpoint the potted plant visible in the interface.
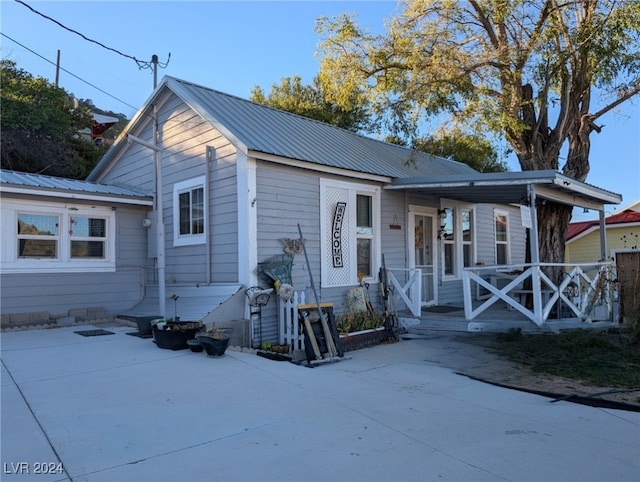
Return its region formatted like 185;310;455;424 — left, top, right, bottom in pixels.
151;318;203;350
196;327;234;357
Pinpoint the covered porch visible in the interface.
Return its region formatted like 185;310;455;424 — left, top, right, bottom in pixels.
384;170;623;331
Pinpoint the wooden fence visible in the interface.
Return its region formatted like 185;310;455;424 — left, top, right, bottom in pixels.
278;291;306;351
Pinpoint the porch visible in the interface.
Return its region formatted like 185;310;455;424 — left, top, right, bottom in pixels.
388;260;619;334
403;302;620;335
384;170;622;333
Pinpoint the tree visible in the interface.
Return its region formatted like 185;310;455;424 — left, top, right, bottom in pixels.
412;130;508;173
250;75;371;132
0;60;104;179
317;0;640;267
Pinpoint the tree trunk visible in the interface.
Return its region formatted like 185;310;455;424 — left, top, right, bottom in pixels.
537;203;573;285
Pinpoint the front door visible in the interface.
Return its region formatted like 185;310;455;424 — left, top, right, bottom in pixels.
410;211;436;306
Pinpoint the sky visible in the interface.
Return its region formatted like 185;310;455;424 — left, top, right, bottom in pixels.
2;0;639;221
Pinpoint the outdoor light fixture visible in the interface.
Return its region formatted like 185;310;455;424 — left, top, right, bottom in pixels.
437;208;448;239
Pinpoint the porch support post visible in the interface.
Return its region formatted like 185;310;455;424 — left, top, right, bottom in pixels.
528;185;540;265
528;185;543;326
598;209;608;261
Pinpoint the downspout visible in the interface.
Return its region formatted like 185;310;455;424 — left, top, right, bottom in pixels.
205;146;214;284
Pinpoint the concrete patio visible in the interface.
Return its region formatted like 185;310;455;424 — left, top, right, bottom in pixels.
1;323;638;482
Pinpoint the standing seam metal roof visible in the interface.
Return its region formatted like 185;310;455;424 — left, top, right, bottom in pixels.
165;76;477;179
0;170;151;199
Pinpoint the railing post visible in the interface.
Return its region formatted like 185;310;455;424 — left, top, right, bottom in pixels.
530;264;544;326
462;269;473;319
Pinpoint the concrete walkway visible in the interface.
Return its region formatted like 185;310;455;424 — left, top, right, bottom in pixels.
1;324;639;482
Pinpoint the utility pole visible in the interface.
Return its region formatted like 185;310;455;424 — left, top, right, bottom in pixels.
55;50;60;87
151;54;164;317
152;54;158;88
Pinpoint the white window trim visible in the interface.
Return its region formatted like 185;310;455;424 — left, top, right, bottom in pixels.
440;200;476;281
1;199;116;273
461;207;475;268
320;179;381;288
494;208;511;265
172;176;207;247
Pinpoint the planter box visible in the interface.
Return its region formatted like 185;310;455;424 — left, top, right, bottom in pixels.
152;322;202;350
339;327;391;352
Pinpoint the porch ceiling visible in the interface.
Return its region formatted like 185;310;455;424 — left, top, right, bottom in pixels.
386;170;622;210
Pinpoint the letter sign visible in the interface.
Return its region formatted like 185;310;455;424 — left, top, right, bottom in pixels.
332;202;346;268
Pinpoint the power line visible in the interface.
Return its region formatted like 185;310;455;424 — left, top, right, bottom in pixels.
14;0;170;72
1;32;139;111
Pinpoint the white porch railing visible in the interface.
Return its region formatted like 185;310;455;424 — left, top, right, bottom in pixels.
387;268;422;316
278;291;306;351
462;262;616;327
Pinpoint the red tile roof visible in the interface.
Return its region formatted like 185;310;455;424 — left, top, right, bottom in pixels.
567;209;640;241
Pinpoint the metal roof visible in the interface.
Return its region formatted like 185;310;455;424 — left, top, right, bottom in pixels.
386;170;622;208
91;76;476;181
0;170;152;204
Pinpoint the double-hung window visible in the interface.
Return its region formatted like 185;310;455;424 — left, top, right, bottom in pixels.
70;216;107;259
441;203;475;279
442;208;455;276
17;213;59;259
320;180;380;287
495;210;510;265
3;200;115;273
173;176;206;247
461;208;473;268
356;194;373;277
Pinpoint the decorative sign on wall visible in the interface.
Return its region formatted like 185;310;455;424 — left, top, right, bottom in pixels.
332;202;347;268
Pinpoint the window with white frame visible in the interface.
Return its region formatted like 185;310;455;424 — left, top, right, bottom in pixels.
70;216;107;258
173;176;206;247
320;180;380;287
442;208;455;276
461;208;474;268
17;213;60;259
2;200;115;273
356;194;374;277
495;210;510;264
441;203;475;279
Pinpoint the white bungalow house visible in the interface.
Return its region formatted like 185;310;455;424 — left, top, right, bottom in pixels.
1;76;622;342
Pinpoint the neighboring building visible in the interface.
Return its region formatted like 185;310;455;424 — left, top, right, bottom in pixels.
566;200;640;263
78;113;120;147
566;201;640;323
1;76;621;340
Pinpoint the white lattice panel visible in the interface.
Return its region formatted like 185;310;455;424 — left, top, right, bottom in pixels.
325;187;351;286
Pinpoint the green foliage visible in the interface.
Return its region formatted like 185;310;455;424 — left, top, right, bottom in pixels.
0;60;120;179
316;1;640;170
412;129;508;173
336;309;386;334
316;1;640;265
250;75;371;132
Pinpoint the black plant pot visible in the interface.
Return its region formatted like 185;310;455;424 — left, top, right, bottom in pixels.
187;339;204;352
197;335;231;357
152;322;202;350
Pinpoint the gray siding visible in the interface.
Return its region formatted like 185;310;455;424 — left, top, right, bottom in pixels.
255;163;401;342
98;93;240;286
254;163;320;343
1;205;148;316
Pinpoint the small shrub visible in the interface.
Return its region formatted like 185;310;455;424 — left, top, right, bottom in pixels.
336;310;386;334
